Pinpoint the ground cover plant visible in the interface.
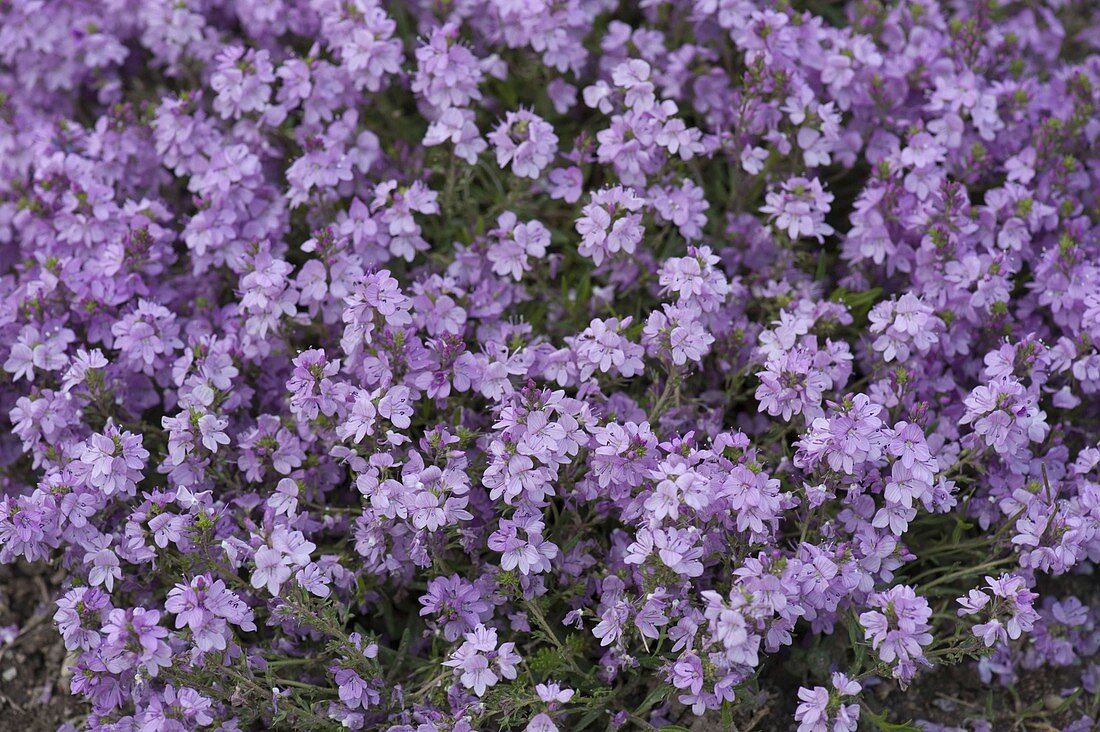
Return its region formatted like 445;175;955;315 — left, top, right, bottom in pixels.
1;0;1100;730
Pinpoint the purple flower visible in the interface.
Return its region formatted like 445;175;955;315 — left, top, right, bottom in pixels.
166;574;256;651
859;586;933;684
210;46;276;119
101;606;171;676
419;574;492;642
3;325;75;382
956;574;1040;647
110;300;183;375
794;672;860;732
443;624;522;697
76;425;149;498
2;0;1099;725
488;109;558;179
575;186;646;266
760;176;835;242
573;317;645;380
412;23;484;111
287;348;343;421
961;375;1048;459
488;212;550;281
251;546;292;596
55;587;112;651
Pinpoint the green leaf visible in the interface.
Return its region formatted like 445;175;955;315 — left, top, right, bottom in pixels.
862;706;922;731
633;683;672;716
575;706;607;730
846;613;867;671
815;249;829;281
829;286;882;323
950;516;974;544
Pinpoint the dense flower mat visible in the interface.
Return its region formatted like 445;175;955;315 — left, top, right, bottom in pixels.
1;0;1100;730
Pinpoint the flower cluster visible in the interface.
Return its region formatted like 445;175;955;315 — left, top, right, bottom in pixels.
1;1;1100;731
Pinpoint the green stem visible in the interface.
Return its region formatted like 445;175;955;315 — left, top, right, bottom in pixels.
917;556;1018;593
526;599;585;676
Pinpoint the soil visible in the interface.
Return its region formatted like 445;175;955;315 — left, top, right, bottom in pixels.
0;562;86;731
